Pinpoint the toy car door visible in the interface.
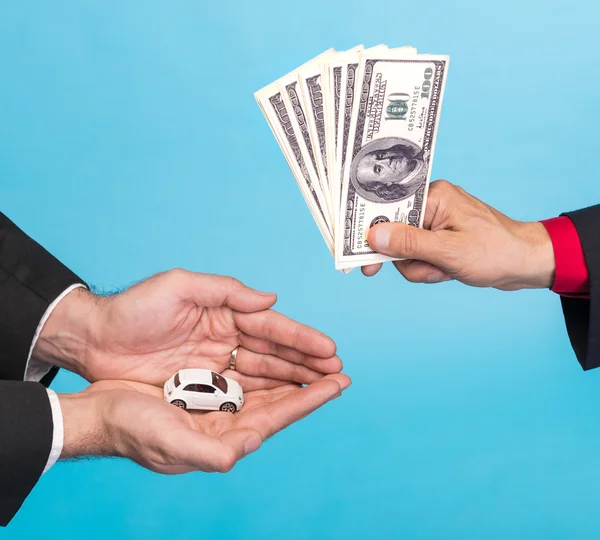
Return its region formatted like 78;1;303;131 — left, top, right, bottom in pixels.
181;384;203;407
195;384;220;409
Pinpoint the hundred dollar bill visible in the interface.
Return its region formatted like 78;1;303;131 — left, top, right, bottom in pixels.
297;53;339;224
332;45;395;234
322;45;364;221
333;53;363;231
255;51;335;253
321;61;339;225
278;69;332;221
335;52;449;269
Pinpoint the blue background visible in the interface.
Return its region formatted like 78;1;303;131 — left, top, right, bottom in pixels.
1;1;599;538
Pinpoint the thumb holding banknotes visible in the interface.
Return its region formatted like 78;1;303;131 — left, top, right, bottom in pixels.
362;180;556;291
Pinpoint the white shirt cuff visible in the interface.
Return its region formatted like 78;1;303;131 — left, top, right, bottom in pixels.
43;388;64;473
24;283;87;382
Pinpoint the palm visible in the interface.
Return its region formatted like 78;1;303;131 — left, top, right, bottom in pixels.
87;374;349;474
86;271;342;388
94;303;240;381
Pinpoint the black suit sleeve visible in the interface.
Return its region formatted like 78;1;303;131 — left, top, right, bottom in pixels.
0;213;86;382
560;205;600;370
0;382;55;526
0;213;87;525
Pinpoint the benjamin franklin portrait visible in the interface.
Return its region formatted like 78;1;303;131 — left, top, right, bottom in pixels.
349;137;428;203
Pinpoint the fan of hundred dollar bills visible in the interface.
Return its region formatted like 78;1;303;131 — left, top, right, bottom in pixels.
255;45;449;271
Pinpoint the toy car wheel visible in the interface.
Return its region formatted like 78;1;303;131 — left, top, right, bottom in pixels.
220;402;236;414
171;399;187;410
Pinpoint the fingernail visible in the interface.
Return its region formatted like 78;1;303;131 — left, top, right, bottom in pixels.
243;435;262;455
426;273;451;284
338;377;352;391
255;290;276;297
370;226;390;251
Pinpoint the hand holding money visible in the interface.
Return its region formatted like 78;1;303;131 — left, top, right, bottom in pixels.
255;45;449;271
363;180;556;290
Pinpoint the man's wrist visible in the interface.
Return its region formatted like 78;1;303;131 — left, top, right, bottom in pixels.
33;288;101;380
513;221;556;289
58;391;111;459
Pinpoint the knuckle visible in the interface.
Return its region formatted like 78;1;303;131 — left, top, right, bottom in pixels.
290;323;302;352
215;449;237;473
223;275;242;290
165;268;188;283
392;228;419;257
438;235;460;267
261;310;277;340
432;179;454;193
255;354;269;376
453;184;469;197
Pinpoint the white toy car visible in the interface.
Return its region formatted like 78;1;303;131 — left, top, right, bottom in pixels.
164;369;244;413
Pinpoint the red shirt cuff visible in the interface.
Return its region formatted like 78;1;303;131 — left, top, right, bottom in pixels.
541;216;589;296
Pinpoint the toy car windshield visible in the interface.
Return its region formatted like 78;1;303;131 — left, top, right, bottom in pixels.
212;371;228;393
